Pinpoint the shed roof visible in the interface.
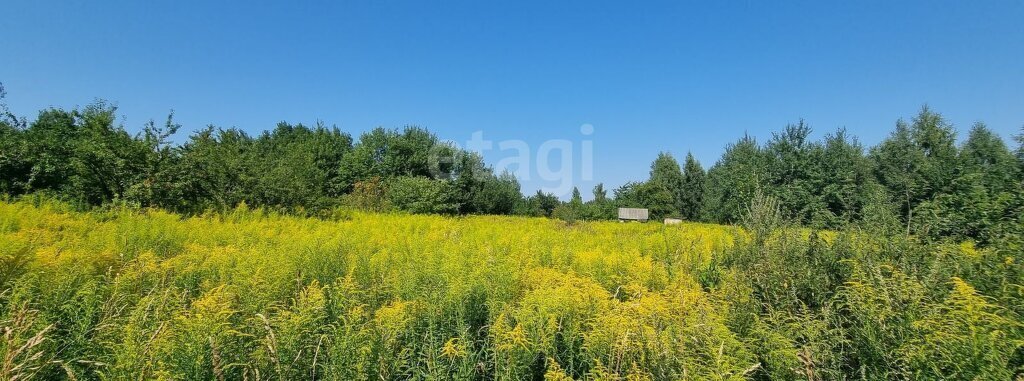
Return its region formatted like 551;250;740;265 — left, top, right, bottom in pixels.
618;208;649;220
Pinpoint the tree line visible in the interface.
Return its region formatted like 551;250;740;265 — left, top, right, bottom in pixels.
2;85;1022;244
593;109;1024;246
0;86;522;216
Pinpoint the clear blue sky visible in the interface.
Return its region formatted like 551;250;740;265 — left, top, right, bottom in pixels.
3;1;1023;198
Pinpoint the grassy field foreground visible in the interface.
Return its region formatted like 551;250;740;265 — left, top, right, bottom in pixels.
1;200;1021;380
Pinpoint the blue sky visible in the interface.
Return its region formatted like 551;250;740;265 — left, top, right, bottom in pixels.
3;1;1023;198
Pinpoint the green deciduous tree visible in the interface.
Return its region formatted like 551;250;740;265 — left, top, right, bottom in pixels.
339;127;434;191
648;152;685;217
871;107;958;235
958;123;1019;192
578;183;615;220
123;112;182;208
247;122;353;210
16;103;153;205
816;129;876;228
764;120;823;225
909;106;958;197
592;183;607;203
871;120;926;234
387;176;459;214
702;135;766;223
0;84;30;195
0;120;29;196
22;108;79;194
915;124;1020;243
471;170;522;215
680;152;705;221
570;186;583;206
173;127;256;212
516;190;559;217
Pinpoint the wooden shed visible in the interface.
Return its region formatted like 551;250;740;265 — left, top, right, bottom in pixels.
618;208;649;222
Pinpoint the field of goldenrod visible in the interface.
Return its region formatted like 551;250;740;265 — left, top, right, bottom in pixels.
2;199;1021;380
1;200;750;380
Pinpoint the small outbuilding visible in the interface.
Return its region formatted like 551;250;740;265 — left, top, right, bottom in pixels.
664;218;683;225
618;208;649;222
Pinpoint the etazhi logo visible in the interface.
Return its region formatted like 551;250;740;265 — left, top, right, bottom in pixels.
429;124;595;197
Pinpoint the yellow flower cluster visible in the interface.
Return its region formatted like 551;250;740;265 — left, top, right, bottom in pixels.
0;200;757;379
18;200;1018;380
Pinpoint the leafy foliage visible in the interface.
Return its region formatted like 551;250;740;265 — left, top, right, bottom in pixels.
680;152;706;220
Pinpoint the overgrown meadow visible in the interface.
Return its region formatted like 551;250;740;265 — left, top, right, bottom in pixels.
1;198;1021;380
